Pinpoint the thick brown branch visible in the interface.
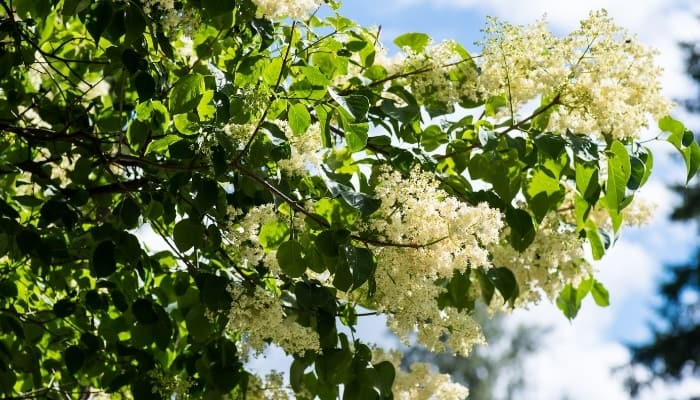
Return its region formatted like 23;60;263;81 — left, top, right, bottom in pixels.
0;122;102;153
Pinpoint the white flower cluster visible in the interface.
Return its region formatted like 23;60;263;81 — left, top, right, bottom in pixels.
277;122;325;176
364;168;502;354
478;18;566;112
479;10;671;139
142;0;178;32
251;0;321;20
246;370;295;400
142;0;199;34
373;349;470;400
226;205;281;273
369;167;502;277
489;213;592;305
227;285;321;356
222;122;256;146
393;40;479;107
147;369;193;399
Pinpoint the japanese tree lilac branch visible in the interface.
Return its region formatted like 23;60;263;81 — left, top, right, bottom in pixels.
499;93;561;135
338;58;474;96
235;21;297;163
231;159;447;249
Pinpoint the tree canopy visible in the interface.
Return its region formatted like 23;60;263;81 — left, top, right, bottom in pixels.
0;0;697;398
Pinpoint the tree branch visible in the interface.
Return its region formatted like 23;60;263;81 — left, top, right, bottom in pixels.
231;160;446;249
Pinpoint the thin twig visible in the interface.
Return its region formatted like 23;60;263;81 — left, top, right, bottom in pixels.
235;21;298;162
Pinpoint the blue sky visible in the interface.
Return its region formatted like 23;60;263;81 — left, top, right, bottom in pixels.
329;0;700;398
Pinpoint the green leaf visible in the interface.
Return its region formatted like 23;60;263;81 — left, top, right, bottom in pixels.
53;298;77;318
194;178;219;212
258;220;290;250
627;156;646;190
134;71;156;101
637;146;654;188
566;132;599;163
144;135;181;155
484;95;507;117
469;150;523;203
316;348;353;385
393;32;431;52
85;290;107;312
344;122;369;152
345;245;374;290
659;115;684;136
127;119;149;149
297;66;330;86
660;115;700;183
173;113;199;135
688;142;700;182
372;361;395;397
290;359;307;392
591;279;610;307
437;269;474;311
584;220;606;260
329;90;370;122
277;240;306;278
605;140;631;213
576;278;593;303
169;73;205;114
556;283;580;320
575;161;601;204
315;197;359;227
85;1;112;43
477;270;495;305
505;208;535;252
202;0;235;16
196;273;232;310
124;5;147;44
289;103;311;135
64;345;84;374
197;89;217;121
0;280;17;298
324;181;381;218
524;167;563;223
92;240;117;277
333;245;374;291
132;298;158;324
115;197;140;229
173;218;205;252
420;125;448;152
486;267;519;305
263;57;283;86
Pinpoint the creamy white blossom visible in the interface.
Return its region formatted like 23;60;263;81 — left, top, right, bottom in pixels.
373;349;470;400
389;40;479;107
479;10;672;139
226;204;278;271
490;212;592;305
227;285;320;356
277;122;325;176
252;0;321;20
362;167;501;354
